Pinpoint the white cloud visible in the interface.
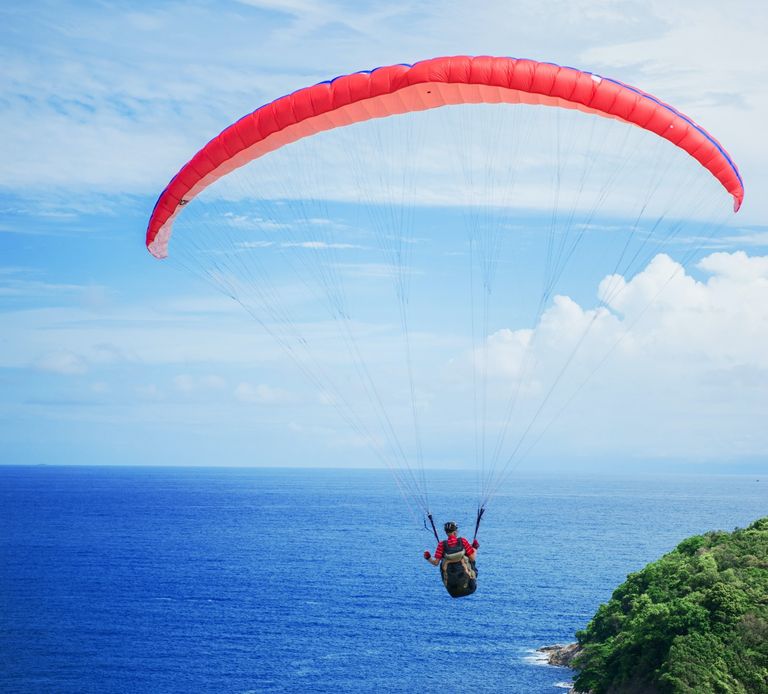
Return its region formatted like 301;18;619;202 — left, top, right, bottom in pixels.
135;383;162;400
480;327;533;380
235;0;337;21
718;230;768;248
478;251;768;459
282;241;362;250
174;374;196;393
236;240;363;250
174;373;227;393
0;277;87;297
502;251;768;377
0;306;281;370
697;251;768;282
202;375;227;389
287;419;373;449
159;295;242;315
238;241;276;248
234;382;292;404
334;262;418;279
34;350;88;375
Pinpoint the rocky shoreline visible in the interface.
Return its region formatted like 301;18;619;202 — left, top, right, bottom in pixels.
536;643;584;693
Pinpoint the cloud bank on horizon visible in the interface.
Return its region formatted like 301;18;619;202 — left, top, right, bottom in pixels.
0;0;766;470
4;246;766;469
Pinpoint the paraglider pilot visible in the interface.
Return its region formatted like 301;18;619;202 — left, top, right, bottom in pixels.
424;521;479;598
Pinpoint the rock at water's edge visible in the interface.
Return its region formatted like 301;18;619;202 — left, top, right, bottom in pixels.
537;643;586;693
537;642;582;667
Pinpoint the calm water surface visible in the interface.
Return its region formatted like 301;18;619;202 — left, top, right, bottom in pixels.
1;466;766;693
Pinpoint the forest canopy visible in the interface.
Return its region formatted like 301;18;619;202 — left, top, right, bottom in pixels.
573;517;768;694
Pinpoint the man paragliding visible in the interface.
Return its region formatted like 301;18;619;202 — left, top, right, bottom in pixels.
424;521;479;598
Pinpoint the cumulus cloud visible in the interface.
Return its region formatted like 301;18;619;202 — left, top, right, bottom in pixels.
481;327;533;380
491;251;768;376
477;251;768;460
698;251;768;281
599;252;768;368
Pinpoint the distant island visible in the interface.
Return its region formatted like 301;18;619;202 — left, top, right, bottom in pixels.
539;517;768;693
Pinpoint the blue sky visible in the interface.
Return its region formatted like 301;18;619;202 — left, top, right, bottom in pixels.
1;1;767;476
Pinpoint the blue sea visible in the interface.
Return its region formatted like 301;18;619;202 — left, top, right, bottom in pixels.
1;466;765;693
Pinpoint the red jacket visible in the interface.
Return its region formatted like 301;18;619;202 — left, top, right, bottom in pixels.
434;535;474;560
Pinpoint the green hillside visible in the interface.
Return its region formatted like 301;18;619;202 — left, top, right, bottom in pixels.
573;517;768;693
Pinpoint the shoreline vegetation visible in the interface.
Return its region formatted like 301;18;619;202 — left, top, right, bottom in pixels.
539;517;768;694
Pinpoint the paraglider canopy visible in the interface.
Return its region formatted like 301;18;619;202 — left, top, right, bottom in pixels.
147;55;743;259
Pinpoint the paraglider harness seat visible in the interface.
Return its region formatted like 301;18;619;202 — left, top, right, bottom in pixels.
439;538;477;598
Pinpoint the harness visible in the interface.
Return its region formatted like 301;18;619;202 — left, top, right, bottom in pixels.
441;537;467;563
439;536;476;588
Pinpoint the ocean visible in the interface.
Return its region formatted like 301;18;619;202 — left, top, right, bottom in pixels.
1;466;765;693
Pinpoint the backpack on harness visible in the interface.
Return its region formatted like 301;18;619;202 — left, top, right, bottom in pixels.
439;538;477;598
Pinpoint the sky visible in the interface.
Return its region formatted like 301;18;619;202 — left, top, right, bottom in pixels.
1;0;767;477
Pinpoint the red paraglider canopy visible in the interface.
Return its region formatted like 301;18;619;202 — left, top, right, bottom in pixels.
146;55;744;259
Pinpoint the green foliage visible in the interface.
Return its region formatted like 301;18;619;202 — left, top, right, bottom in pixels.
573;516;768;694
659;632;744;693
